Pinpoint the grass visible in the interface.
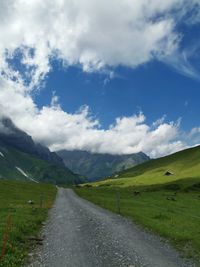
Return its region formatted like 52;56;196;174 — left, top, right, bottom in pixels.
0;179;57;267
0;145;82;185
92;145;200;187
75;146;200;263
75;179;200;263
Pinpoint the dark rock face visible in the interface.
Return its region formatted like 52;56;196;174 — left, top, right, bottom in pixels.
0;116;85;185
57;150;150;180
0;117;64;166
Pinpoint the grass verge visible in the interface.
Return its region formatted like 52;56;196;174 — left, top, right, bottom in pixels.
75;182;200;263
0;180;56;267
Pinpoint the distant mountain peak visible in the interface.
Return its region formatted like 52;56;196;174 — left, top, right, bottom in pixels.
0;116;64;166
0;116;84;185
57;149;150;181
0;116;16;134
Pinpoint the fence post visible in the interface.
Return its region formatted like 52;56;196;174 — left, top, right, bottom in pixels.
116;191;121;214
40;193;44;208
0;215;12;262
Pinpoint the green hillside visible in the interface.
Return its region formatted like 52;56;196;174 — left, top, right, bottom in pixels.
92;145;200;187
76;146;200;262
0;145;83;185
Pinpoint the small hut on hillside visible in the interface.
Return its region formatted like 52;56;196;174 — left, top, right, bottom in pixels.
164;171;174;176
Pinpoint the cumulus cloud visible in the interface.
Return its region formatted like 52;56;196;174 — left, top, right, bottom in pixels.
186;127;200;146
0;0;199;157
0;0;199;85
0;75;187;158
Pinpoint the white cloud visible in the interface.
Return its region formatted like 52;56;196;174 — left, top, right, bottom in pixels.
0;0;199;158
0;76;187;158
187;127;200;145
0;0;199;86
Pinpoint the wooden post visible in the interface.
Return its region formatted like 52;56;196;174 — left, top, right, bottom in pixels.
40;194;44;208
116;191;121;214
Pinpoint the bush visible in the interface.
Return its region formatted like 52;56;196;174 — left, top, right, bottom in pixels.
187;182;200;191
164;184;181;191
83;184;92;188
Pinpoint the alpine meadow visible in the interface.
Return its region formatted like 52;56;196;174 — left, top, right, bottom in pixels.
1;1;200;266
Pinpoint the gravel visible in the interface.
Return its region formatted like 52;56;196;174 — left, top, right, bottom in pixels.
28;188;195;267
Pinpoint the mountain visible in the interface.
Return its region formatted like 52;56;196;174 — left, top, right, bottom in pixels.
0;117;63;166
57;150;150;180
93;145;200;187
0;117;84;185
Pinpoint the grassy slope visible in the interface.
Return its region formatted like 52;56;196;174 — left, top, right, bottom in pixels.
75;186;200;262
75;146;200;263
0;180;56;267
92;145;200;187
0;146;81;185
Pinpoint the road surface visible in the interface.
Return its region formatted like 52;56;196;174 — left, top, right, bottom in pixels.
28;188;195;267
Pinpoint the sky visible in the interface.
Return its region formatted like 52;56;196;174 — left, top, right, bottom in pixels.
0;0;200;158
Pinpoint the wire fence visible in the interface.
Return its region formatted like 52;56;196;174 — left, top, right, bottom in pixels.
114;191;200;221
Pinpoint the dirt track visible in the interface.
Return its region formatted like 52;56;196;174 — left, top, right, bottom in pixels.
29;188;194;267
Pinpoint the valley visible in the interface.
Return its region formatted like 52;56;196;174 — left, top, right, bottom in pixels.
57;149;149;181
1;117;200;266
1;1;199;266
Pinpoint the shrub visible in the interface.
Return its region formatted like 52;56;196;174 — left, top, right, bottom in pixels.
164;184;181;191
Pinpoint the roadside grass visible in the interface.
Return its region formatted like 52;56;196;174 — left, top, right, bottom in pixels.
76;146;200;263
75;180;200;263
0;179;56;267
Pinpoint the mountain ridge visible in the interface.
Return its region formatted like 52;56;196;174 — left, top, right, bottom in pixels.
0;117;84;185
57;149;150;180
92;144;200;187
0;117;64;166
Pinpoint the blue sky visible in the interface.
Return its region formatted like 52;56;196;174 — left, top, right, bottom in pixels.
1;0;200;157
35;10;200;132
37;59;200;132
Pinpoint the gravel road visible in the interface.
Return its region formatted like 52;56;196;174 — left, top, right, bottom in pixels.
28;188;195;267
